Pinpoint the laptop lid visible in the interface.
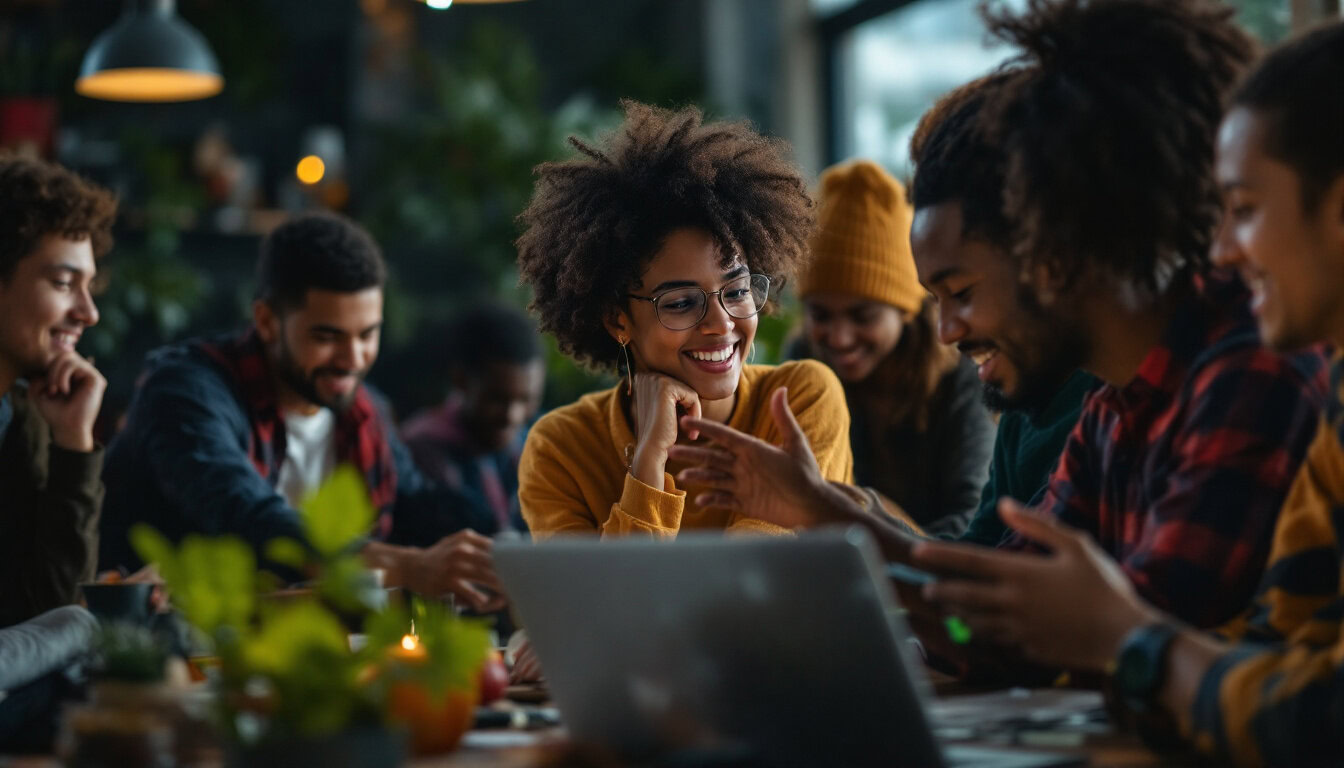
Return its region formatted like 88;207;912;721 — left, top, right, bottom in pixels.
495;527;945;767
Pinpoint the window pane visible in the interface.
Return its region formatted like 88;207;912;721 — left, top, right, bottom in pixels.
829;0;1290;178
812;0;861;14
832;0;1026;178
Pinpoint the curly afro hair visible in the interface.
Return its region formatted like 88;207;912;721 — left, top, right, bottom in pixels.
0;155;117;280
976;0;1256;295
516;100;815;372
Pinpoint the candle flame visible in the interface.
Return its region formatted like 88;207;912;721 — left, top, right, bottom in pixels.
400;634;418;651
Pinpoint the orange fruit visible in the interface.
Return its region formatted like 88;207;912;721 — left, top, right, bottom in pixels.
386;677;478;755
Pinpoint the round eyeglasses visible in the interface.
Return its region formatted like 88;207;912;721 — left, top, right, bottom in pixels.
627;273;771;331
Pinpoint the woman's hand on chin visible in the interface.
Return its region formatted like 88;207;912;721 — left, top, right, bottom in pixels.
630;372;702;487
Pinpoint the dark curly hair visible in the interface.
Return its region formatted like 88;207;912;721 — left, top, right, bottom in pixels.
976;0;1256;294
255;211;386;312
1232;21;1344;214
516;100;815;371
0;155;117;280
909;72;1017;246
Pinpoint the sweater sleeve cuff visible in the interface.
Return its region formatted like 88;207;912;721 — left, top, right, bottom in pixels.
612;472;685;533
46;443;105;500
1188;642;1266;759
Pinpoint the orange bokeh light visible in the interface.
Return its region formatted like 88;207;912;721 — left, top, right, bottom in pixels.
296;155;326;185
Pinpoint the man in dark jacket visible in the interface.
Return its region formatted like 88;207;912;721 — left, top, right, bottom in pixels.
100;212;503;610
0;156;114;629
0;155;115;751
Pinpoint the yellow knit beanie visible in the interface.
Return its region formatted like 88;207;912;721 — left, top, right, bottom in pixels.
798;160;924;315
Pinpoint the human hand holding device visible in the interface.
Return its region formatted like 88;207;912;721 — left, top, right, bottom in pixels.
910;499;1156;671
369;531;507;613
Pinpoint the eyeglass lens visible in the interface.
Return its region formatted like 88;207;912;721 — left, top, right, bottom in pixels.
655;274;770;331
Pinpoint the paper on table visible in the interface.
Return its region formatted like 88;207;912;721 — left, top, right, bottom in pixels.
461;728;566;749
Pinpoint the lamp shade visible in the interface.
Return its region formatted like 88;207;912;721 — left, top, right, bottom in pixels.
417;0;528;7
76;0;223;102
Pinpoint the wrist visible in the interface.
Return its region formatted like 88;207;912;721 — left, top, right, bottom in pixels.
817;482;870;525
1110;618;1180;713
630;443;667;488
1098;600;1164;672
51;428;95;453
362;542;413;588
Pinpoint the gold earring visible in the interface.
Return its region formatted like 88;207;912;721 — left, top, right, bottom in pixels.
619;336;633;395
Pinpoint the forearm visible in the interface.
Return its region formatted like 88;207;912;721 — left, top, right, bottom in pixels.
630;445;668;491
361;540;414;588
813;481;922;562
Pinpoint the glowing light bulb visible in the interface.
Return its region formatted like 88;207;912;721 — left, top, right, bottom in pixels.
296;155;326;185
401;634;418;651
426;0;453;8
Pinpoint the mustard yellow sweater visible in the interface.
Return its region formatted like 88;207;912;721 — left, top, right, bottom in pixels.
519;360;853;539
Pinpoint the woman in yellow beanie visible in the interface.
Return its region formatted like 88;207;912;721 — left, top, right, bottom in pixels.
795;160;993;536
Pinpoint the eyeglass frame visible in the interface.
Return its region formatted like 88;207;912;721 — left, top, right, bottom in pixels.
625;273;772;331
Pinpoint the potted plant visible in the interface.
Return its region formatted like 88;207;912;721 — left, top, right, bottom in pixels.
0;14;79;156
130;467;490;768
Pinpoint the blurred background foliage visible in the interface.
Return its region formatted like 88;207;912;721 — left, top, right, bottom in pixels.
359;21;623;411
3;0;1312;428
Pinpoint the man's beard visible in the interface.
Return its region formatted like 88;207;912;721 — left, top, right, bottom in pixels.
273;338;365;413
981;289;1089;415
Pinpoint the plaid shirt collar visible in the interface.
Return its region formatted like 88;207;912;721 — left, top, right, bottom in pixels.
1104;270;1249;409
196;328;398;520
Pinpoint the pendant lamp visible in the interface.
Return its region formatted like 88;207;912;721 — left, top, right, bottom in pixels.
416;0;528;9
76;0;223;102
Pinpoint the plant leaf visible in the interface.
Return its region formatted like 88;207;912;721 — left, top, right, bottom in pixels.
299;465;375;557
263;537;309;570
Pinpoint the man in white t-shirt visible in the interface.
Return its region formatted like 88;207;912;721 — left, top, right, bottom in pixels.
101;212;504;611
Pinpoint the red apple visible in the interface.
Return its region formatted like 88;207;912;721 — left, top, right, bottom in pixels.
478;650;509;705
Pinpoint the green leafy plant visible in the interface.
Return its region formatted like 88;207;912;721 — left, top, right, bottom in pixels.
85;137;210;362
360;21;620;408
130;466;489;745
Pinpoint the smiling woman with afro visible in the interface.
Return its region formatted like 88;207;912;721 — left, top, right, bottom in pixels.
514;100;854;542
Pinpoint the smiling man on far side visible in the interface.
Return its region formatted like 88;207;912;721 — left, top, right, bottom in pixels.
0;155;115;629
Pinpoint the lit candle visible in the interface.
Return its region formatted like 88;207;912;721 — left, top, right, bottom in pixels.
391;633;426;663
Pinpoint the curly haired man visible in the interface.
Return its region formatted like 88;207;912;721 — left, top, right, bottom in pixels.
0;155;114;629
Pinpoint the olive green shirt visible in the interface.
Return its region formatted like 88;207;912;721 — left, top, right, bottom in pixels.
0;385;103;629
957;371;1097;546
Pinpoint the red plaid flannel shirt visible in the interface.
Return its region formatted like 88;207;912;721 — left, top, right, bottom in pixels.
198;328;398;537
1005;272;1330;629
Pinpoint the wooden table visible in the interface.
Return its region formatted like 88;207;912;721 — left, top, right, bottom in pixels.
3;686;1184;767
413;685;1192;768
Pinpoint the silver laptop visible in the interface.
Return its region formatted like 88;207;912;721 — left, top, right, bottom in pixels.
496;528;1084;768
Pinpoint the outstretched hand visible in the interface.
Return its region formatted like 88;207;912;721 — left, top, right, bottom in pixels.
910;499;1158;671
668;387;833;529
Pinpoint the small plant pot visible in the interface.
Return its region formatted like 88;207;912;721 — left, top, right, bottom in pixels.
225;726;406;768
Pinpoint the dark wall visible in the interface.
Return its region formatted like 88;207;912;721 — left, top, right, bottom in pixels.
3;0;710;425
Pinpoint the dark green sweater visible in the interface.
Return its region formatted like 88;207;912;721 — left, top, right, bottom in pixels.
0;385;103;629
957;370;1098;546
